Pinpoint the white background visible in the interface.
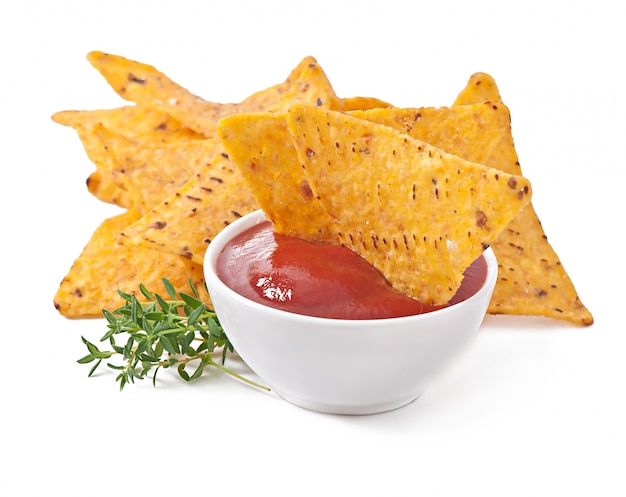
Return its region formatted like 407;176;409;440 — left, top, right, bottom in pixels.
1;1;623;495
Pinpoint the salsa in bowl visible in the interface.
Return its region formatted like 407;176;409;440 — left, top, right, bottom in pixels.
204;210;497;415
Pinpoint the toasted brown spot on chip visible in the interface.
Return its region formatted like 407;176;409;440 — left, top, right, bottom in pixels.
476;210;488;227
300;180;314;201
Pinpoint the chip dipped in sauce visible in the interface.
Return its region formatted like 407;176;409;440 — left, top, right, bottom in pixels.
216;221;487;320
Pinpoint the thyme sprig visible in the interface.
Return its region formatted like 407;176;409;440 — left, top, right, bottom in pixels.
78;278;269;391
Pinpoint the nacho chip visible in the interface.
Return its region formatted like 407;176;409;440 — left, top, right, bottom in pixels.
117;139;220;213
242;56;342;112
350;101;511;165
116;56;341;264
287;104;532;305
340;96;394;111
86;170;134;208
117;147;259;265
54;209;211;319
87;52;341;139
53;52;590;327
56;114;218;213
217;112;339;244
59;121;136;208
52;105;203;142
453;72;502;106
97;132;220;213
454;73;593;325
86;51;240;138
218;102;511;245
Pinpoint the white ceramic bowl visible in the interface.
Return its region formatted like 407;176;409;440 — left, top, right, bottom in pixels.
204;210;497;415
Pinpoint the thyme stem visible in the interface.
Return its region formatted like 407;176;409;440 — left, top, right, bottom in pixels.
77;278;269;392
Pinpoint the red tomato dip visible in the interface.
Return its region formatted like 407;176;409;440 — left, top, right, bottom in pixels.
216;221;487;320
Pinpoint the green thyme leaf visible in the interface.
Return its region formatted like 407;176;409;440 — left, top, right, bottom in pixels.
79;278;269;392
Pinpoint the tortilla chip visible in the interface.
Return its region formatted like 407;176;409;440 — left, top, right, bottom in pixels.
454;73;593;325
117;147;259;265
287;104;532;305
116;56;341;263
58;120;136;208
340;96;394;111
54;209;211;319
52;105;203;142
100;133;221;213
53;52;591;327
218;102;511;245
242;56;342;112
217;112;339;244
453;72;503;106
56;114;219;213
350;101;511;165
86;51;241;138
86;170;134;208
87;52;341;139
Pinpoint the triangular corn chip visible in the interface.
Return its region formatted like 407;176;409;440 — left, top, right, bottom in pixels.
87;51;240;137
287;104;532;305
218;102;513;246
116;147;259;264
339;96;393;111
110;136;221;213
52;105;203;142
85;170;134;209
87;52;341;138
116;56;341;264
217;112;339;244
452;72;502;106
56;120;213;213
242;56;343;112
454;73;593;325
52;51;591;326
54;209;211;319
350;101;511;165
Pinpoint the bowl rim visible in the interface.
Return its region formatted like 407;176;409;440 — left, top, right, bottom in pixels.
204;209;498;327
